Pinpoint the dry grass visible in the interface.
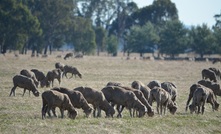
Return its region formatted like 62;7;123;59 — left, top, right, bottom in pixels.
0;53;221;134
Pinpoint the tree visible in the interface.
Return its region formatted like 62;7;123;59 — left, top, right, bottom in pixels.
95;27;106;55
189;24;216;58
0;0;41;54
126;22;159;57
159;20;188;58
107;35;118;56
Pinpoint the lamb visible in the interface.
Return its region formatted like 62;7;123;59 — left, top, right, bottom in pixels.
202;69;217;82
51;87;93;117
45;69;62;87
63;65;82;79
101;86;146;118
41;90;77;119
20;69;39;87
189;87;219;114
64;52;73;60
147;80;161;89
120;86;154;117
9;75;40;97
149;87;177;115
161;82;177;102
31;69;48;88
55;62;65;72
198;79;221;97
131;80;151;101
73;86;115;118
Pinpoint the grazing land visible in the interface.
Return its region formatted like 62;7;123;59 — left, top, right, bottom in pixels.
0;53;221;134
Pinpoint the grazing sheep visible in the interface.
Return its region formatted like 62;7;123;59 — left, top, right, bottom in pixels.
189;87;219;114
41;90;77;119
101;86;146;118
51;87;93;117
63;65;82;79
147;80;161;89
64;52;73;60
106;82;123;87
131;80;151;101
20;69;39;87
9;75;40;97
55;62;65;72
209;67;221;80
202;69;217;82
120;86;154;117
31;69;48;88
186;84;219;113
46;69;62;87
149;87;177;115
74;86;115;118
161;82;177;102
185;84;201;111
198;80;221;97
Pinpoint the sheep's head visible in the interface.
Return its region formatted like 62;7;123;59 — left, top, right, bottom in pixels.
68;109;77;119
78;73;82;79
168;105;177;115
147;108;154;117
84;107;93;118
105;107;115;118
33;90;40;97
189;104;196;114
215;102;219;111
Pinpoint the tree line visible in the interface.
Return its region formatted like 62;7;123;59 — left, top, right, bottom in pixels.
0;0;221;58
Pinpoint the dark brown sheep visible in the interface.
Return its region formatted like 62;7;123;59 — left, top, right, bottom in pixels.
147;80;161;89
74;86;115;118
20;69;39;87
41;90;77;119
46;69;62;87
64;52;73;60
120;86;154;117
55;62;65;72
161;82;177;102
101;86;146;118
131;80;151;101
202;69;217;82
106;82;123;87
198;79;221;96
189;86;219;114
9;75;40;97
51;87;93;117
209;67;221;80
31;69;48;88
149;87;177;115
185;84;201;111
63;65;82;79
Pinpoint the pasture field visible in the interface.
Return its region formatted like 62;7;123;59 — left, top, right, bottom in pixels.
0;53;221;134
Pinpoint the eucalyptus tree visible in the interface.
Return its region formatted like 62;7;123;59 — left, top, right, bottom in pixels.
0;0;41;54
189;24;216;58
159;20;188;58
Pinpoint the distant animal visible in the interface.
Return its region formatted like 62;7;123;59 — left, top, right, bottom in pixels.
64;52;73;60
106;82;123;87
198;80;221;97
212;58;221;64
51;87;93;117
101;86;146;118
74;86;115;118
202;69;217;82
55;62;65;72
9;75;40;97
31;69;48;88
46;69;62;87
161;82;177;102
20;69;39;87
149;87;177;115
189;87;219;114
75;53;83;58
41;90;77;119
63;65;82;79
147;80;161;89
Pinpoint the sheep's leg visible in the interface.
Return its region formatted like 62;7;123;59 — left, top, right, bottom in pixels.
41;100;47;119
129;108;133;117
93;106;96;117
117;105;124;118
185;95;192;112
156;102;160;115
160;104;163;116
60;108;64;118
97;107;101;117
22;88;27;97
69;73;74;79
52;107;57;117
9;86;16;96
201;102;206;114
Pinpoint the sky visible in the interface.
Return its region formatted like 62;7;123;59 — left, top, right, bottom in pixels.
133;0;221;28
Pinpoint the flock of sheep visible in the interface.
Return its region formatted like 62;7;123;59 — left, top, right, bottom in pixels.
8;62;221;119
